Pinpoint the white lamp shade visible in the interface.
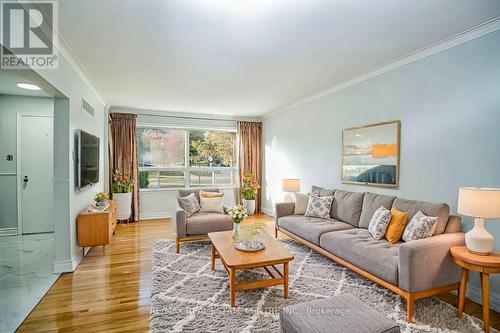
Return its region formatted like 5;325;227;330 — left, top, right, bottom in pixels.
458;187;500;218
281;179;300;192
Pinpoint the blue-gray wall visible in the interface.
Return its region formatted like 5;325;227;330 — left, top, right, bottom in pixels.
0;95;54;230
263;30;500;308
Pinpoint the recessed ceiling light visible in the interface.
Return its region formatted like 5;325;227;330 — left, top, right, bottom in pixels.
17;83;41;91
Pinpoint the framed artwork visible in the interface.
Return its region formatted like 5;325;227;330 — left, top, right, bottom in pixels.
341;120;400;188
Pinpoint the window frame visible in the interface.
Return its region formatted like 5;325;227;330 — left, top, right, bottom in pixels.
137;125;238;191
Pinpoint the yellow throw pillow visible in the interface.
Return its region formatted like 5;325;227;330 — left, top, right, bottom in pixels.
200;190;224;198
385;208;408;244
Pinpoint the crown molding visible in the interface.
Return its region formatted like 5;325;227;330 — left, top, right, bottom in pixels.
57;36;107;107
264;17;500;119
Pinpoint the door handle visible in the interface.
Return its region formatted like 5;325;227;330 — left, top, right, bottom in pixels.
23;176;29;183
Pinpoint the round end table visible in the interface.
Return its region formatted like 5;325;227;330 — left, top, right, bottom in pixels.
450;246;500;333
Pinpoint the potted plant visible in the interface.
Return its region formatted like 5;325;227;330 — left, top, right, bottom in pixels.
228;204;248;240
241;172;260;215
94;192;109;208
112;171;133;221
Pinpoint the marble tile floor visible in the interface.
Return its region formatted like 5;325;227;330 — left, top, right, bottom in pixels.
0;233;59;333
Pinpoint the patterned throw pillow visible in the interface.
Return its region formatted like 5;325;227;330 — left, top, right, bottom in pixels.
402;211;438;242
178;193;200;217
368;206;392;240
304;194;334;219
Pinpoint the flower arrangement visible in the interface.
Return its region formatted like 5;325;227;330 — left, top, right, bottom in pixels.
241;172;260;200
112;171;133;193
228;204;248;224
94;192;109;206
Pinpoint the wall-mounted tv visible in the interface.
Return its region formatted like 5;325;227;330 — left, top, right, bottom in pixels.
77;130;100;190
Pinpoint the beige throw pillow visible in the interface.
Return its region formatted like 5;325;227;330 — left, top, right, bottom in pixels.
201;190;224;198
293;192;309;215
200;195;224;214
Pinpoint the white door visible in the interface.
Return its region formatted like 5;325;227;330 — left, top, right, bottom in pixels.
19;115;54;234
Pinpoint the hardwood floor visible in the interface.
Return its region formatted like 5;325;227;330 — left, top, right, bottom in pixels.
18;214;499;332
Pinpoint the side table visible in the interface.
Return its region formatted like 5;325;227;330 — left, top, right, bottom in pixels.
450;246;500;333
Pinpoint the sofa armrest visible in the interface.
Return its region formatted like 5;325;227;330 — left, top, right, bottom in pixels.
398;233;465;292
173;204;187;238
275;202;295;225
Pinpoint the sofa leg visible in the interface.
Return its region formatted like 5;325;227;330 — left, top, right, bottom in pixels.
406;294;414;323
275;227;278;238
176;238;180;253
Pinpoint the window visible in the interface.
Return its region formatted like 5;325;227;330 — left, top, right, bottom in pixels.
137;127;237;189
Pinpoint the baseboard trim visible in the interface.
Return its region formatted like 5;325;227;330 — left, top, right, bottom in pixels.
261;207;275;217
53;249;84;273
0;227;18;236
140;211;172;220
467;283;500;313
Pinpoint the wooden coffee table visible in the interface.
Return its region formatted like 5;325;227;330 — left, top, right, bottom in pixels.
208;230;294;306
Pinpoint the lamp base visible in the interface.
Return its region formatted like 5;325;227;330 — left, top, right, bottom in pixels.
465;218;494;256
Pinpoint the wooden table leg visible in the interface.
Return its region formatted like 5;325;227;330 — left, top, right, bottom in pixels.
481;272;490;333
229;268;236;307
283;262;289;299
211;245;215;270
457;268;469;319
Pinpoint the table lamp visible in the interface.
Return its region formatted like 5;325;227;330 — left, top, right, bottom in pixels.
458;187;500;255
282;179;300;202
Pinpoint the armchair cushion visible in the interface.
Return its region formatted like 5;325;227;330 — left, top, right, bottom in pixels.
186;212;233;236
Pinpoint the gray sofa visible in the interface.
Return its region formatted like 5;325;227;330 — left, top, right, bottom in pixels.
275;187;465;323
174;188;233;253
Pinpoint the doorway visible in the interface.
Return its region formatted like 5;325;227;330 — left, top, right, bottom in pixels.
17;114;54;234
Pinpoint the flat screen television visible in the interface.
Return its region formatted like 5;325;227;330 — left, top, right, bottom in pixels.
77;130;100;189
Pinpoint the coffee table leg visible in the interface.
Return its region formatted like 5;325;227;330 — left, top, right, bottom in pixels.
284;262;289;299
458;268;468;319
230;268;236;307
481;272;490;333
211;244;215;270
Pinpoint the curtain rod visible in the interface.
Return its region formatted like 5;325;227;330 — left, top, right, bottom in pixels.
110;110;262;123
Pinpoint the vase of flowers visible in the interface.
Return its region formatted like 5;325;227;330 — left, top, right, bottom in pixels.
94;192;109;207
112;171;133;220
228;204;248;240
241;172;260;215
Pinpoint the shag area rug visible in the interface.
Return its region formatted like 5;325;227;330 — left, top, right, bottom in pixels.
151;239;496;333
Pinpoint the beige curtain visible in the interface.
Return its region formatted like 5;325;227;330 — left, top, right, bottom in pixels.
109;113;139;222
238;121;263;212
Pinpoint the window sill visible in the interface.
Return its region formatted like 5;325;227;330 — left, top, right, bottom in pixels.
139;186;240;193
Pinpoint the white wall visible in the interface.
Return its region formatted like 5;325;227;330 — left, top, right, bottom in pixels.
32;53;106;272
262;31;500;308
0;95;54;233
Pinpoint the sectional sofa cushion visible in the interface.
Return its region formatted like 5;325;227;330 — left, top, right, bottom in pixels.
320;229;401;284
311;185;335;197
186;212;232;235
278;215;353;245
393;198;450;236
331;190;365;227
359;193;396;229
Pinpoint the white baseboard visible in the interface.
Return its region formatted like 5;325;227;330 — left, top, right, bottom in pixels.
53;249;84;273
140;211;172;220
261;206;275;217
0;227;18;236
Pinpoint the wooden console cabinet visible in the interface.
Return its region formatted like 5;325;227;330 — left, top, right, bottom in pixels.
77;200;117;253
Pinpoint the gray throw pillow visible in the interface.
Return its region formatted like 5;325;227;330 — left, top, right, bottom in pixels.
402;211;438;242
368;206;392;240
178;193;200;217
304;195;334;219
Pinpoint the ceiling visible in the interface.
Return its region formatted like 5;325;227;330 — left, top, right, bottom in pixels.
0;70;51;97
58;0;500;116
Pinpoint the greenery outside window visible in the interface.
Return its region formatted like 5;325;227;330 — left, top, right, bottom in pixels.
138;127;237;190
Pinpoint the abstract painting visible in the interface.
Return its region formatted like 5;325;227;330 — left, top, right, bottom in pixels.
342;121;400;187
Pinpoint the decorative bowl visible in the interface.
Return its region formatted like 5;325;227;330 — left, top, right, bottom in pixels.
233;240;265;252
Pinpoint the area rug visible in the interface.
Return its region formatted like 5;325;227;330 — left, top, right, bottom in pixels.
151;239;495;333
